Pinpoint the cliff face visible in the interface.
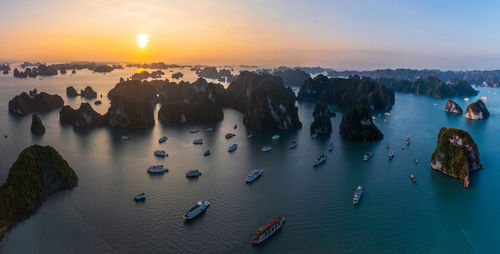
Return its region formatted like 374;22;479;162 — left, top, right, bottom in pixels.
297;75;395;111
445;99;463;114
80;86;97;99
465;100;489;120
339;107;383;142
8;92;64;116
60;103;107;127
226;71;302;130
0;145;78;242
310;102;335;134
379;77;478;98
431;127;481;187
158;97;223;123
31;114;45;135
66;86;78;97
271;68;311;87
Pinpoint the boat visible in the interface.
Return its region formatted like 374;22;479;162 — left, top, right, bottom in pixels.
190;129;199;134
204;150;211;156
271;134;280;140
401;146;405;150
154;150;167;157
410;174;416;183
225;133;235;139
251;216;286;244
328;142;334;152
121;135;129;140
183;200;210;220
147;165;167;174
193;139;203;145
228;143;238;152
413;159;419;164
481;96;487;102
384;119;388;124
261;146;272;152
134;193;146;201
386;144;390;150
385;112;391;117
464;98;469;102
247;134;253;139
363;152;371;161
205;127;214;132
288;141;297;149
372;116;376;120
388;151;394;160
186;169;202;178
311;133;318;139
313;154;327;166
246;169;263;183
159;136;168;143
353;186;363;205
406;137;410;146
234;124;237;129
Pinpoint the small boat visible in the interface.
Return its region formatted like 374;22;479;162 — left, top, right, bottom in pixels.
228;143;238;152
190;129;199;134
121;135;129;140
406;137;410;146
353;186;363;205
464;98;469;102
247;134;253;139
204;150;211;156
154;150;167;157
251;216;286;244
401;146;405;150
225;133;235;139
410;174;416;183
386;144;390;150
384;119;388;124
246;169;263;183
134;193;146;201
186;169;202;178
328;142;334;152
313;154;327;166
147;165;167;174
388;151;394;160
205;127;214;132
481;96;487;102
234;124;237;129
311;133;318;139
372;116;376;120
193;139;203;145
159;136;168;143
271;134;280;140
385;112;391;117
183;200;210;220
288;141;297;149
413;159;419;164
363;152;371;161
261;146;272;152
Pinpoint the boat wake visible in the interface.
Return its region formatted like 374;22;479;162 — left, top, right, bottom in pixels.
461;227;477;253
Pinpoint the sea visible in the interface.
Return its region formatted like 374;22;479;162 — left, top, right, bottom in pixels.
0;65;499;253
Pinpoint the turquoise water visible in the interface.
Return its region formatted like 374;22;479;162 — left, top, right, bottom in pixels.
0;68;499;253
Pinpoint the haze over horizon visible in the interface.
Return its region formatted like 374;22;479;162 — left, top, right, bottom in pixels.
2;0;500;70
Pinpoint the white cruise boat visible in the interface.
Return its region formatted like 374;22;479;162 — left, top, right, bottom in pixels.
147;165;167;174
134;193;146;201
271;134;280;140
353;186;363;205
261;146;272;152
183;200;210;220
154;150;167;157
288;141;297;149
313;154;327;166
406;137;410;146
385;112;391;117
121;135;129;140
158;136;168;143
388;151;394;160
190;129;199;134
246;169;263;183
205;127;214;132
328;142;334;151
363;152;371;161
251;216;286;244
186;169;202;178
193;139;203;145
247;134;253;139
228;143;238;152
311;133;318;139
225;133;235;139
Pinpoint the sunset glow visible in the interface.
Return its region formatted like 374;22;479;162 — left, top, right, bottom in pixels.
136;34;149;48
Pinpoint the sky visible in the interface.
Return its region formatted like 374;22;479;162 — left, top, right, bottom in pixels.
1;0;500;70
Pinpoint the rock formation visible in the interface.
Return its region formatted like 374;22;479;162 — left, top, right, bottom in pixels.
378;77;478;98
80;86;97;99
106;95;155;128
8;92;64;116
158;97;223;123
445;99;463;114
60;103;107;127
0;145;78;242
130;70;164;80
31;114;45;135
339;107;383;142
431;127;482;187
310;102;335;134
66;86;79;97
271;67;311;87
171;72;184;79
465;100;489;120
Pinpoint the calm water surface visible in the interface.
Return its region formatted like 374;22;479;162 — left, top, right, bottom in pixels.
0;67;499;253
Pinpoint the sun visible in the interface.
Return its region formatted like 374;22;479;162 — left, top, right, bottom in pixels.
136;34;149;48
